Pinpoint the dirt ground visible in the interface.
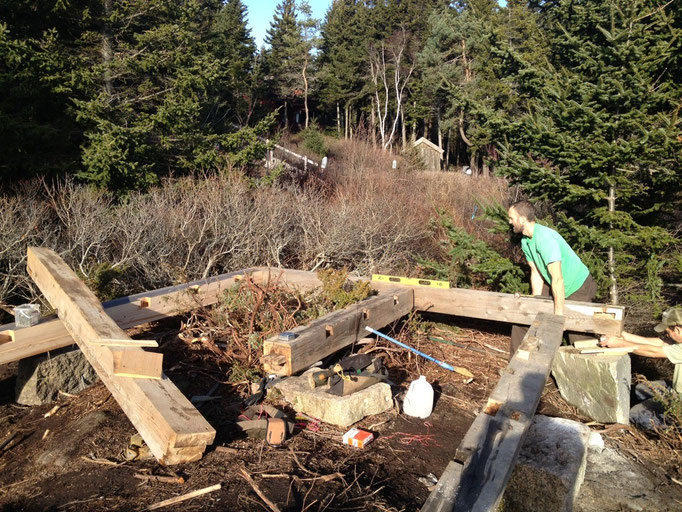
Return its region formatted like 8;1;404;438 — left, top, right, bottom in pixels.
0;313;681;512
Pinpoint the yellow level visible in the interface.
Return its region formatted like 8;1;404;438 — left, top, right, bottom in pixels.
371;274;450;289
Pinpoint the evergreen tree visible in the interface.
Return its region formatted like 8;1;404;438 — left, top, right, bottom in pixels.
209;0;258;126
498;0;682;304
264;0;303;129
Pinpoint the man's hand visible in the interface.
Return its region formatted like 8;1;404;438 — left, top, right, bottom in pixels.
599;335;627;348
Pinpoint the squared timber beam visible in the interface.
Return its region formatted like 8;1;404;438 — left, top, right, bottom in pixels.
0;267;265;366
26;247;215;464
421;312;566;512
263;288;414;376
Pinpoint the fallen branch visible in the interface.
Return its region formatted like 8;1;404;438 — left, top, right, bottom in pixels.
134;473;185;485
80;455;120;466
240;469;281;512
144;483;221;511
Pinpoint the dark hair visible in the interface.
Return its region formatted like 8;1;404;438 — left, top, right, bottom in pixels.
509;200;536;221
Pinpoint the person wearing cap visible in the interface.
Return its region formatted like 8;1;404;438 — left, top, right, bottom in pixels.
507;200;596;359
600;306;682;428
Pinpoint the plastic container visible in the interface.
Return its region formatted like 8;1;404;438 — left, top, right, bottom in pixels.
14;304;41;328
403;375;434;419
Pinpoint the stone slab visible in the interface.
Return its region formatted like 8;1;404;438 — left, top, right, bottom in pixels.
15;346;100;405
274;369;393;427
503;415;592;512
551;346;630;423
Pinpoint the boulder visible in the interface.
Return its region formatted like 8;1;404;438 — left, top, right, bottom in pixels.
274;369;393;427
15;347;99;405
551;347;630;423
503;415;592;512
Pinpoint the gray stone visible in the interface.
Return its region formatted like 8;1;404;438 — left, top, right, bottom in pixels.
15;347;99;405
576;445;680;512
37;410;111;467
503;415;592;512
551;346;630;423
274;369;393;427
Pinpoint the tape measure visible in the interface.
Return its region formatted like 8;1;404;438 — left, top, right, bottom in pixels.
371;274;450;289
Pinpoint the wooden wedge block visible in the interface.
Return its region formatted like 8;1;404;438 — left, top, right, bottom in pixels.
112;350;163;379
573;338;599;349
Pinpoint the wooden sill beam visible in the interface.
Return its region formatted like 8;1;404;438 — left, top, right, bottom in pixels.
26;247;215;464
257;268;623;335
263;287;414;376
0;268;264;366
421;313;566;512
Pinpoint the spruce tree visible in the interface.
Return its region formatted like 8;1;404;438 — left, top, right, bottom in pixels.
498;0;682;305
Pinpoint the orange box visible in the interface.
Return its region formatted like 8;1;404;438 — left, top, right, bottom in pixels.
342;428;374;448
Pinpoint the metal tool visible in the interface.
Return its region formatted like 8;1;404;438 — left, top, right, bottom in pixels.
365;326;456;372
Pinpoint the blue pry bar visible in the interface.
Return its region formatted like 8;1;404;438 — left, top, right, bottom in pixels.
364;326;455;372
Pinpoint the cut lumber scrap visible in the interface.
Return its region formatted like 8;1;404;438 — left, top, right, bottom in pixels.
422;313;565;512
26;247;215;464
112;350;163;379
0;267;263;365
263;288;414;375
255;268;623;335
93;338;158;348
573;338;599;349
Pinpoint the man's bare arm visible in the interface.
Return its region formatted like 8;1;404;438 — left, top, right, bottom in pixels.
601;333;667;358
546;261;564;316
528;261;545;296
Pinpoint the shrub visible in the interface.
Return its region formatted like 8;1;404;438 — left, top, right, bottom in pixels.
301;122;327;157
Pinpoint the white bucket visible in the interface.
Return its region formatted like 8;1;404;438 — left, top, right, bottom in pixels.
403;375;434;419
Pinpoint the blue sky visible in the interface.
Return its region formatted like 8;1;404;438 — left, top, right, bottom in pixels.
243;0;333;49
242;0;508;48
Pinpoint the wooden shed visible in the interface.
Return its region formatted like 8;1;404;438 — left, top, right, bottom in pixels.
413;137;443;172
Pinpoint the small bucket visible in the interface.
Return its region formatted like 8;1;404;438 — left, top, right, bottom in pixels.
14;304;41;328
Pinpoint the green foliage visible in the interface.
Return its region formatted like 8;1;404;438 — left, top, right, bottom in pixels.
648;380;682;429
301;122;327;156
421;211;529;293
316;268;373;311
84;262;128;302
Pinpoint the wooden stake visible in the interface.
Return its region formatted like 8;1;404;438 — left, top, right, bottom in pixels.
145;483;221;511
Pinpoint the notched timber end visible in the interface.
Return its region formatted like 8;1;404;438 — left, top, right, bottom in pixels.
0;331;14;344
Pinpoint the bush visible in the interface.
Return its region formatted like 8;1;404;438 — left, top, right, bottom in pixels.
301;122;327;157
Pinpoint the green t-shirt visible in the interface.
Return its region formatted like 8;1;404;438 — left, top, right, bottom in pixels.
662;344;682;394
521;223;590;298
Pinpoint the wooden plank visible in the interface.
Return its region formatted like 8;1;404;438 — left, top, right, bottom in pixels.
422;313;566;512
26;247;215;463
263;288;414;375
0;267;264;365
93;338;158;348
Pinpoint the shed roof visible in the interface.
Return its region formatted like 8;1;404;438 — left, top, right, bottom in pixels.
413;137;444;154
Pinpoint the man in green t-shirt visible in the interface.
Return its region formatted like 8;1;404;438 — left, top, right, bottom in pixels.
507;201;596;359
600;306;682;428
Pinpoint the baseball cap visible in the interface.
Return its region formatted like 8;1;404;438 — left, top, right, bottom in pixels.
654;306;682;333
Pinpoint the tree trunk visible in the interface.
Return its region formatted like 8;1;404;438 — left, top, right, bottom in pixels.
336;102;341;136
102;0;114;97
411;101;417;143
401;108;407;150
302;61;309;128
344;102;349;139
608;184;618;304
284;99;288;130
445;130;450;170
